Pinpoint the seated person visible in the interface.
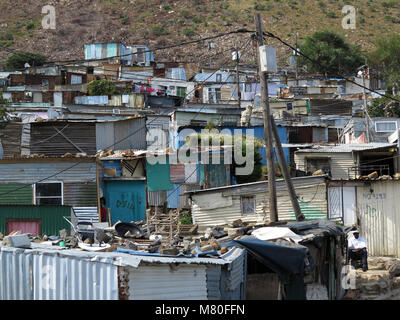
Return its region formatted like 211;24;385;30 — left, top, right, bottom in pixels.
346;229;368;272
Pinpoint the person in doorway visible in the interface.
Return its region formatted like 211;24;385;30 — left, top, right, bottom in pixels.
346;229;368;272
100;197;107;223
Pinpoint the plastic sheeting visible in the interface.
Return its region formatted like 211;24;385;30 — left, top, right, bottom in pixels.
252;227;304;243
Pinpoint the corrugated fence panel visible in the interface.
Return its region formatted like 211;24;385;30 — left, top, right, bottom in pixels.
126;264;208;300
30;123;97;156
0;161;97;184
220;249;246;300
63;183;98;207
0;247;33;300
0;183;32;205
96;122;114;151
357;181;400;257
206;265;221;300
32;253;118;300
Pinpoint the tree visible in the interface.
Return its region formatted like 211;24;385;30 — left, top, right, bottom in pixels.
368;35;400;92
88;79;117;96
368;95;400;117
233;143;263;184
6;52;46;70
298;30;364;76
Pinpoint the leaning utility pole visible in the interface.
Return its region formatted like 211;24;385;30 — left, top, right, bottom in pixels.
235;44;241;109
255;14;278;222
361;71;370;143
270;115;305;221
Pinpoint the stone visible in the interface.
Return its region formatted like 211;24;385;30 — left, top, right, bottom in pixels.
210;241;220;251
232;219;244;228
312;169;324;176
0;232;3;239
367;171;378;179
220;246;228;254
389;262;400;278
84;238;92;244
201;245;214;252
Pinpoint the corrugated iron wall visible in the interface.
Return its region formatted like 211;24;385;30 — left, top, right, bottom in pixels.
0;247;119;300
0;184;32;205
357;181;400;257
192;178;327;228
0;205;72;235
294;152;355;179
30;122;97;156
0;161;97;184
96;118;146;151
0;122;22;158
63;183;97;207
147;190;166;206
0;247;33;300
124;264;208;300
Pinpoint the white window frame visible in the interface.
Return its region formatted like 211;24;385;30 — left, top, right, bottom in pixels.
241;195;256;215
216;74;222;83
33;181;63;205
375;121;398;133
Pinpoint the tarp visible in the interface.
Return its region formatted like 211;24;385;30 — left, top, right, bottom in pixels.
234;236;315;283
252;227;304;243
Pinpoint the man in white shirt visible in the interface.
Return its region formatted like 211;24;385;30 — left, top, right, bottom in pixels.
346;230;368;271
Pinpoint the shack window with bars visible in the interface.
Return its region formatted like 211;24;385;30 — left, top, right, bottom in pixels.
241;196;255;215
34;182;63;205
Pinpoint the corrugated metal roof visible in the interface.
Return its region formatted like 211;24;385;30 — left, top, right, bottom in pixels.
295;143;396;153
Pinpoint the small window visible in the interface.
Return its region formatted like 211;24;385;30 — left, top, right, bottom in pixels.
375;121;397;133
177;87;186;98
41;79;49;87
241;196;255;215
216;74;222;83
245;83;252;92
307;158;330;175
71;74;82;85
34;182;63;205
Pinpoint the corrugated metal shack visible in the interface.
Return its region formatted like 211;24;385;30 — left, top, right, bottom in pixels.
0;244;246;300
187;175;328;229
294;143;397;179
0;157;99;209
0;205;72;236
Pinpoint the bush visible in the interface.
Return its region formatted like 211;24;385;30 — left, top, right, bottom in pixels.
88;79;117;96
326;11;337;18
183;27;196;38
151;24;168;36
179;213;192;225
26;22;35;30
6;52;45;70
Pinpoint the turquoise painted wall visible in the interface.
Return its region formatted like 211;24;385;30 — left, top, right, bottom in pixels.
105;180;146;224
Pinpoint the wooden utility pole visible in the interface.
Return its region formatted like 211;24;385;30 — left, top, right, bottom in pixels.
295;31;299;86
255;14;278;222
235;44;241;109
270;115;305;221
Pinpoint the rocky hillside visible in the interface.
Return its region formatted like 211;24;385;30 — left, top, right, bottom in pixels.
0;0;399;69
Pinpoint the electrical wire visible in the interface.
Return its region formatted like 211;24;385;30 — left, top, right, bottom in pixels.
0;38;252;199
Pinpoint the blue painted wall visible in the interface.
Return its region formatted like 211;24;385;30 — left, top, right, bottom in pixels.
177;125;289;166
105;180;146;224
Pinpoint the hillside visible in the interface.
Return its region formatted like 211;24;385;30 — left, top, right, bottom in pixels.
0;0;399;69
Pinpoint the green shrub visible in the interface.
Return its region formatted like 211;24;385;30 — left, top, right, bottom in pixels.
88;79;117;96
6;52;45;70
183;27;196;38
151;24;168;36
179;213;192;225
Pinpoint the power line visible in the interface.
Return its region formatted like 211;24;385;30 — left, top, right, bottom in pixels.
0;39;252;199
263;31;400;104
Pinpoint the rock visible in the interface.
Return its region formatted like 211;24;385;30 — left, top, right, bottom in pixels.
232;219;244;228
393;173;400;179
368;171;378;179
84;238;92;244
43;235;48;241
312;169;324;176
127;241;138;250
210;241;220;251
0;232;3;240
389;262;400;278
220;246;228;254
